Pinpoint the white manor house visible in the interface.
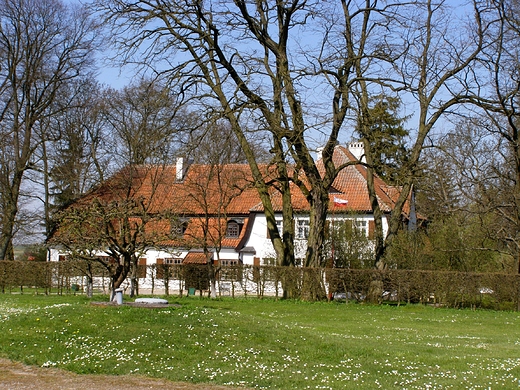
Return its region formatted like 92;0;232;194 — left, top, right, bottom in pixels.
49;143;412;294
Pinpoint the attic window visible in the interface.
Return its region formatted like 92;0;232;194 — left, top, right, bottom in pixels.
226;220;241;238
171;219;189;237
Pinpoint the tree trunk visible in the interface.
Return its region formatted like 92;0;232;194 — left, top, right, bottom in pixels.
86;276;94;298
208;262;217;299
110;254;131;300
279;166;296;266
305;188;330;268
0;175;22;261
362;138;387;268
514;139;520;275
129;262;137;298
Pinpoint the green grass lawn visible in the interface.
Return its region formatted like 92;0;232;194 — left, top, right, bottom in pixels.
0;294;519;389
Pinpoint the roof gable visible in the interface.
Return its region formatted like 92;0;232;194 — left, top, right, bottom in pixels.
326;145;403;213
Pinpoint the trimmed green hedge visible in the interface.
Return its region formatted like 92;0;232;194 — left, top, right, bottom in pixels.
0;261;518;310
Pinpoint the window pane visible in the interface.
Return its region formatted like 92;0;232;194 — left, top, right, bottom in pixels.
227;222;240;237
297;219;309;239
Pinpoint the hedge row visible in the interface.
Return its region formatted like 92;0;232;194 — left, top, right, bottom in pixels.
0;261;518;310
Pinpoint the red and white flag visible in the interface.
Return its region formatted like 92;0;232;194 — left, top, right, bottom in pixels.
333;197;348;206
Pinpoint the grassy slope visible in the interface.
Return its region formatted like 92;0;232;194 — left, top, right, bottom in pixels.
0;295;519;389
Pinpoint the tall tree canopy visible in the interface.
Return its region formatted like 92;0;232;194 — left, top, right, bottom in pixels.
0;0;98;259
91;0;489;269
103;78;187;166
467;0;520;272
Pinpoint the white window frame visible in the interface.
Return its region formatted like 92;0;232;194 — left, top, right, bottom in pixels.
162;258;183;279
164;258;183;265
296;219;309;239
220;259;242;281
226;221;240;238
354;219;368;236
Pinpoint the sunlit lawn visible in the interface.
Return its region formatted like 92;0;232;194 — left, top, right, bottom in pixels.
0;294;519;389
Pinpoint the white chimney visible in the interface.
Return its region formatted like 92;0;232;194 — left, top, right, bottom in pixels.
315;146;325;161
176;157;187;181
348;142;366;162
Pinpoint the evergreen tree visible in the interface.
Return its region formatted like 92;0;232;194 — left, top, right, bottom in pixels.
357;96;410;185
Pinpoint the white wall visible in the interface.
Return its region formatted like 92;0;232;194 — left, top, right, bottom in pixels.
49;211;388;267
240;212;388;265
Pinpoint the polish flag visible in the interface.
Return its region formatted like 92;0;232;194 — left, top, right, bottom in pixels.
333;197;348;206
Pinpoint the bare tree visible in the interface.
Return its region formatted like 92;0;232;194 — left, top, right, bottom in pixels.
416;119;516;272
31;79;111;243
102;77;188;166
181;119;271;165
466;0;520;272
51;165;176;298
360;0;488;267
47;80;111;206
93;0;397;270
0;0;98;260
93;0;490;272
181;163;251;298
174;120;269;298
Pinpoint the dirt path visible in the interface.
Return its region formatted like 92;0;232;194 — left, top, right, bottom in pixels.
0;359;243;390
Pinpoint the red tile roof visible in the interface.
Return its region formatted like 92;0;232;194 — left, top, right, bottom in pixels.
183;252;212;264
60;146;410;250
324;146;398;213
76;147;403;215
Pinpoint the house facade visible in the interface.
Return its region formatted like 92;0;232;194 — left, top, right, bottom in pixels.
49;143;409;292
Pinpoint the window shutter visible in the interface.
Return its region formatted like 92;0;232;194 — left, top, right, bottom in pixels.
156;258;164;279
368;220;375;239
138;258;147;278
324;220;330;239
344;220;353;237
